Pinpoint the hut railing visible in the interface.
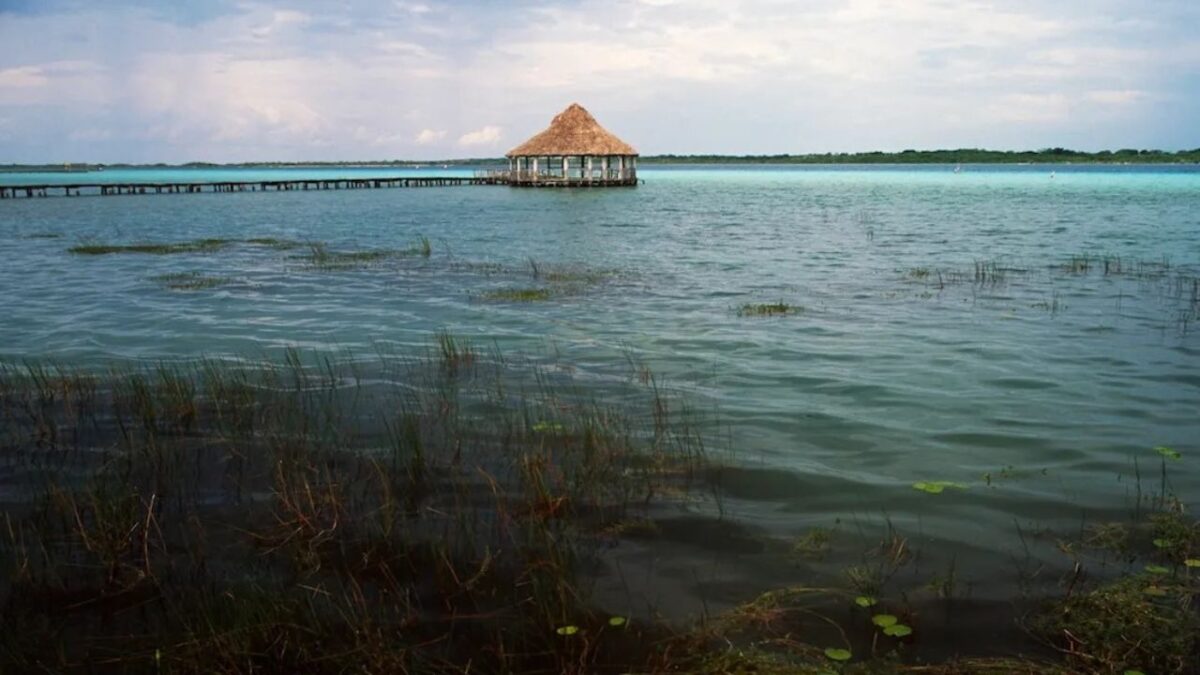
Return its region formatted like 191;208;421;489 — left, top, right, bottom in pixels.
488;169;637;183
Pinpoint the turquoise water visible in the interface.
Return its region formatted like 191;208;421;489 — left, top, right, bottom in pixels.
2;164;1198;611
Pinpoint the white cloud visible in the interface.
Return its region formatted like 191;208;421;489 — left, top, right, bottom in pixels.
0;66;48;88
415;128;446;144
1;0;1197;161
457;125;502;146
1086;89;1147;105
395;1;432;14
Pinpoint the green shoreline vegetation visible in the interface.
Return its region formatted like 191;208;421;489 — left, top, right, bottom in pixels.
0;346;1196;673
4;147;1200;172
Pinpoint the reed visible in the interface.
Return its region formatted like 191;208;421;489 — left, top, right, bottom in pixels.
2;345;1198;673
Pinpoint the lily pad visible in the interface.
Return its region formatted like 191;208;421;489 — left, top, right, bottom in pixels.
823;647;852;662
854;595;877;608
883;624;913;637
1145;564;1169;575
1152;538;1172;549
1184;559;1200;568
871;614;898;628
555;625;579;636
608;616;627;627
912;480;967;495
1143;585;1167;596
1154;446;1181;460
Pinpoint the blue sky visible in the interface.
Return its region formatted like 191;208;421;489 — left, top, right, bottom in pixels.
1;0;1197;162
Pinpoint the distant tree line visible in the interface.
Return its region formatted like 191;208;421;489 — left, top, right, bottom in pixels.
639;148;1200;164
3;148;1199;172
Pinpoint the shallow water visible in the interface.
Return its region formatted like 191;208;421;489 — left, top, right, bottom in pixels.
2;164;1198;618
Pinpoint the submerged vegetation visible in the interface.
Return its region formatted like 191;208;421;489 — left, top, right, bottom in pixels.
737;301;797;317
68;237;309;255
0;343;1195;673
151;271;230;290
482;286;556;302
300;236;433;269
0;345;708;672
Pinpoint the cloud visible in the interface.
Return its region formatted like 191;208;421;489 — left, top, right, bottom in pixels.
457;125;502;147
0;0;1197;161
394;1;432;14
1086;89;1147;105
0;65;48;88
414;128;446;144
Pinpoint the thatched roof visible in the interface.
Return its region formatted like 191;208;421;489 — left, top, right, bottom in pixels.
506;103;637;157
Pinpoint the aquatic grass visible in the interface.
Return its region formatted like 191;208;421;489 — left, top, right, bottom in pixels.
302;242;397;268
1033;574;1199;674
242;237;309;250
151;272;230;291
2;345;1198;673
791;527;835;560
0;342;713;673
435;330;477;374
69;237;310;256
481;287;555;302
737;302;796;317
22;232;63;239
300;236;432;269
69;238;235;255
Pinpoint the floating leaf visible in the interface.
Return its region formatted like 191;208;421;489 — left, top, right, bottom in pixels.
1145;564;1169;575
1154;446;1181;460
854;595;877;608
1185;559;1200;568
883;624;913;637
1152;538;1172;549
823;647;852;662
1124;670;1147;675
1143;586;1167;597
871;614;898;628
608;616;627;627
912;481;966;495
555;625;579;636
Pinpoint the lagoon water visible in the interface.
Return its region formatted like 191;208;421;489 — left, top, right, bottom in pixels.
2;164;1198;625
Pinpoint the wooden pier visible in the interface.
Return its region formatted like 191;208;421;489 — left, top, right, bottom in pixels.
0;175;507;199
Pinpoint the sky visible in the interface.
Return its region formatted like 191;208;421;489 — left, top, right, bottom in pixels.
1;0;1198;163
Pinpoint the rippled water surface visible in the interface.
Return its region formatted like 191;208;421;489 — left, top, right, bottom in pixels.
2;164;1198;613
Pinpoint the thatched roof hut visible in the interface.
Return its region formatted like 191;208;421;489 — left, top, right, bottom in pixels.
507;103;637;157
504;104;639;187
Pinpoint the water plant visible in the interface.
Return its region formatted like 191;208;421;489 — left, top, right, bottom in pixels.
1034;574;1198;674
1154;446;1182;460
0;343;715;673
737;302;795;317
151;272;230;291
912;480;967;494
823;647;852;662
482;287;555;302
792;527;834;560
69;238;234;255
69;237;310;255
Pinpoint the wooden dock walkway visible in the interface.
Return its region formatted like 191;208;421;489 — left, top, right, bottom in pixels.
0;175;506;199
